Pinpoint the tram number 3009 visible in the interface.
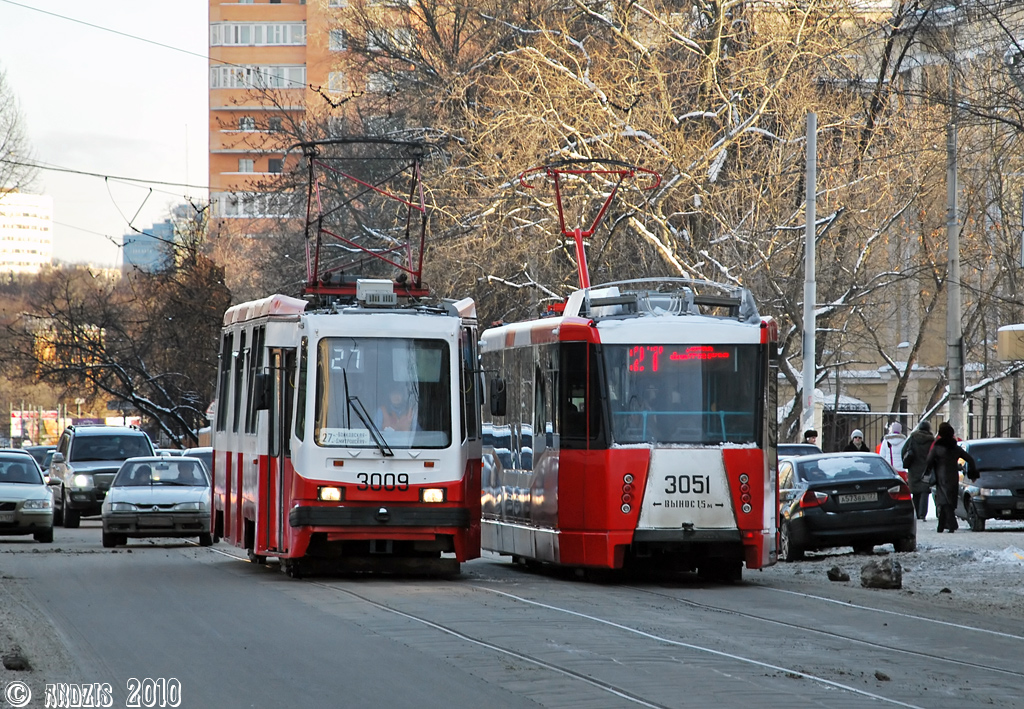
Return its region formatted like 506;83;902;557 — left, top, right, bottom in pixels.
664;474;711;495
356;473;410;491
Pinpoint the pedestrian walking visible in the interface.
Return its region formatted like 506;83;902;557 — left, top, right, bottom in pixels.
843;429;870;452
901;421;935;520
923;422;978;533
802;429;818;445
879;422;908;479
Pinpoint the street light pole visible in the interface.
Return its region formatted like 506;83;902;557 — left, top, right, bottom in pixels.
802;112;818;438
946;69;965;435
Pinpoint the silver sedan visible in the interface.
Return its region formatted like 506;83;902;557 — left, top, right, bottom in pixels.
0;452;54;543
101;456;212;548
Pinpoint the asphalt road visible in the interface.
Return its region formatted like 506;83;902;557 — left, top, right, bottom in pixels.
1;519;1023;709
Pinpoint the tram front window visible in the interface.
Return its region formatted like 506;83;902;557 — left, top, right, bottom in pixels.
314;337;452;449
604;344;760;445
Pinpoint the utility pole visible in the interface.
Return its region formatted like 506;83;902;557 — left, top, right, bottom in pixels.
946;68;965;434
802;112;817;437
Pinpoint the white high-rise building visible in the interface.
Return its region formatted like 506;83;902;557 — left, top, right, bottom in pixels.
0;191;53;274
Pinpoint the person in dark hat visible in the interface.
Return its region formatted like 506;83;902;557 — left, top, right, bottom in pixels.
923;422;977;533
802;429;818;445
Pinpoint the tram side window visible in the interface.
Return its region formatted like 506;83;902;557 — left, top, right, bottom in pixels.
216;332;233;432
244;325;265;434
232;331;246;433
460;328;480;442
294;337;307;441
559;342;602;447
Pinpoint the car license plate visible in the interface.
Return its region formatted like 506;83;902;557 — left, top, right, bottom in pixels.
140;515;173;528
838;493;877;504
0;512;13;523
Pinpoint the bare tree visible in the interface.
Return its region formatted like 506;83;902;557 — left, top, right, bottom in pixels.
0;205;231;447
0;63;37;193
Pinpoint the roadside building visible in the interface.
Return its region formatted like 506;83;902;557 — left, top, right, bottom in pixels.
0;191;53;274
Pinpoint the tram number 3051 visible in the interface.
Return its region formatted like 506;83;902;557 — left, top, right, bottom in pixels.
356;473;410;491
664;474;711;495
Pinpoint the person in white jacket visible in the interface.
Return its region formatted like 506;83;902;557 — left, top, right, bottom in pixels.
878;422;908;480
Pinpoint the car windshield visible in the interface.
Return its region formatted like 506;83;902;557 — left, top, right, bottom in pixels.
113;460;209;487
969;443;1024;472
71;435;152;462
185;450;212;475
603;343;762;444
797;457;896;482
779;444;823;456
314;337;452;449
0;457;44;484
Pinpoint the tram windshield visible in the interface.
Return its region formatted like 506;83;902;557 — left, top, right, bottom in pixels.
314;337;452;449
604;343;761;445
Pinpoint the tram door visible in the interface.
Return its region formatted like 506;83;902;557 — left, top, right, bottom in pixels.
264;348;295;554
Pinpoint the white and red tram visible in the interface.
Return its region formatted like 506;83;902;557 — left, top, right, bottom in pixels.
480;278;778;580
211;282;482;576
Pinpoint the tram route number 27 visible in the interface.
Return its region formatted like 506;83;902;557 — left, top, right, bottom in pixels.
664;474;710;495
356;472;410;491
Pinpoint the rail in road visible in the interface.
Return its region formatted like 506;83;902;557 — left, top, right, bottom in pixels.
3;524;1022;709
206;544;1022;709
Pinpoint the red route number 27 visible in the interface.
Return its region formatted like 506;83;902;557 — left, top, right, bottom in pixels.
629;345;731;371
628;346;664;372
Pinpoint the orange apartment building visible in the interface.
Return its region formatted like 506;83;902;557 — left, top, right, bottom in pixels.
209;0;353;224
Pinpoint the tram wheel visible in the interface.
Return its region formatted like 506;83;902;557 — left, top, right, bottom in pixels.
247;548;267;565
281;559;304;579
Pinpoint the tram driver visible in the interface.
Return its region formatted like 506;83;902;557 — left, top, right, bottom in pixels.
375;384;418;432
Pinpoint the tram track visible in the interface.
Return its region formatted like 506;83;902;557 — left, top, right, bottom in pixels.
621;583;1024;680
212;546;930;708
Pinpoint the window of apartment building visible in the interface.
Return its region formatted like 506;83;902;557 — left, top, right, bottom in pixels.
366;28;413;53
328;0;347;6
238;159;255;173
210;23;306;47
366;29;387;52
210;65;307;90
329;29;346;51
366;72;395;94
239;116;256;131
268;159;284;174
267;116;283;132
328;72;347;94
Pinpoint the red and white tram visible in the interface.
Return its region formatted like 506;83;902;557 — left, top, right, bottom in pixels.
480;280;778;581
212;284;481;576
210;138;482;576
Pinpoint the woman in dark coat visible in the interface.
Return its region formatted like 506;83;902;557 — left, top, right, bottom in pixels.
923;422;978;533
901;421;936;520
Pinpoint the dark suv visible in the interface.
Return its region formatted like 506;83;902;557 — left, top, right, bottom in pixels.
49;425;155;528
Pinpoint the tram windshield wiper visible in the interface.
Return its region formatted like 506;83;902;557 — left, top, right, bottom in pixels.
343;370;394;457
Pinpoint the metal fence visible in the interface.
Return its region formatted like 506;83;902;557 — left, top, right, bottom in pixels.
819;410;1021;452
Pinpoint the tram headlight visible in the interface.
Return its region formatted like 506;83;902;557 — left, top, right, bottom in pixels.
420;488;446;503
318;486;343;502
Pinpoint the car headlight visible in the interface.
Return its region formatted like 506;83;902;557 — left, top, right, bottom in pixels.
173;501;207;511
109;502;137;512
71;474;93;489
979;488;1013;498
22;498;53;511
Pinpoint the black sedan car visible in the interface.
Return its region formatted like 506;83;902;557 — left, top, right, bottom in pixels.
778;443;823;458
778;452;916;561
957;438;1024;531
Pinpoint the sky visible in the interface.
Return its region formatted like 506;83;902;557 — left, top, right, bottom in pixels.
0;0;209;267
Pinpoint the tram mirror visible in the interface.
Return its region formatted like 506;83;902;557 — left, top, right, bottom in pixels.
253;373;271;410
489;378;507;417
